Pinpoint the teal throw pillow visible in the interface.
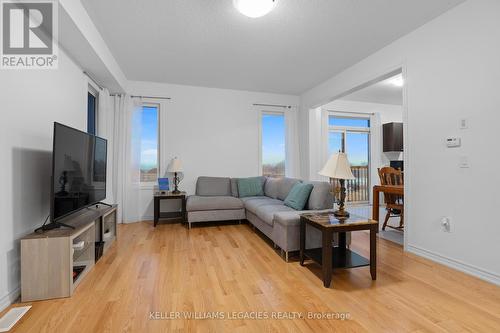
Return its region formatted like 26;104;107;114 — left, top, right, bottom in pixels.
284;182;314;210
237;177;264;198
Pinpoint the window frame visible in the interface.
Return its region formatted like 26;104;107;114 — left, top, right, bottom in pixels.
259;110;286;178
139;102;161;187
328;115;370;134
327;113;371;158
87;84;99;135
328;113;371;203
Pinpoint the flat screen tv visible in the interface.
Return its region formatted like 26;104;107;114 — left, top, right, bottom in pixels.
49;122;107;228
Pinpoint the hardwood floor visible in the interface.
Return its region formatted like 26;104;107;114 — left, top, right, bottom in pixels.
5;221;500;332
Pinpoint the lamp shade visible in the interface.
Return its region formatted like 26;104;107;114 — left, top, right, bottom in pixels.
167;157;183;173
319;152;355;180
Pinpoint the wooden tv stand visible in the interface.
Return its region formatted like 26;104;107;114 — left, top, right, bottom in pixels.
20;204;117;302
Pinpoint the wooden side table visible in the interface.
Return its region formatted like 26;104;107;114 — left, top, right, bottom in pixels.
153;192;187;227
299;212;378;288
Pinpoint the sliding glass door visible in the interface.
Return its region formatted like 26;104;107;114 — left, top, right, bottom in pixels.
328;115;370;203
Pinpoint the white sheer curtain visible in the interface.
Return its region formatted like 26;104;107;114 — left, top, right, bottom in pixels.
285;107;300;178
111;95;143;223
97;88;115;204
318;108;330;182
369;112;381;204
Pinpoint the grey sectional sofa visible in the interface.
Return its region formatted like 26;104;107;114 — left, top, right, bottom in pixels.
186;176;349;261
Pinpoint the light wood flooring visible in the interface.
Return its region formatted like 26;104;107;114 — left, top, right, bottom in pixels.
4;221;500;332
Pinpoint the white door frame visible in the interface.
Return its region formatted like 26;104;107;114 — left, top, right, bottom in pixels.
312;64;409;251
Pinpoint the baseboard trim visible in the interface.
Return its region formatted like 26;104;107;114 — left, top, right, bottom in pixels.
0;287;20;312
407;245;500;286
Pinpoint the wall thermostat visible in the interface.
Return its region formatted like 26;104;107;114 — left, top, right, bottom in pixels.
446;137;461;148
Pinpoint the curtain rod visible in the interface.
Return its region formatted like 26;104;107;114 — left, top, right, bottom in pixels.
83;73;171;100
109;94;172;100
325;109;375;116
253;103;292;109
131;95;171;100
84;71;103;90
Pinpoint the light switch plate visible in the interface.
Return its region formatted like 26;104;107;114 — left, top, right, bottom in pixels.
460;118;468;129
459;156;469;168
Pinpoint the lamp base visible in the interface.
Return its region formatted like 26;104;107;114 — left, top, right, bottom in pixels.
171;190;181;194
333;209;350;219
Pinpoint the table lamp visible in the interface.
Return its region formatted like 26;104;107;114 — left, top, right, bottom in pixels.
167;157;183;194
319;152;356;218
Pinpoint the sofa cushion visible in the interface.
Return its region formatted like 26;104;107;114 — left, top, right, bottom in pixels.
273;210;303;227
230;178;239;197
264;177;280;199
277;177;301;201
304;181;334;210
274;209;331;227
254;204;295;226
186;196;244;212
238;177;265;197
243;197;284;215
239;196;264;203
284;183;314;210
196;177;231;196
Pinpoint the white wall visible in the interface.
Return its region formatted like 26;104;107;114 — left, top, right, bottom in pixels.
59;0;127;93
0;50;87;309
126;81;299;221
300;0;500;284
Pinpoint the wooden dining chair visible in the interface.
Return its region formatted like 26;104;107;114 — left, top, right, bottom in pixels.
377;167;404;231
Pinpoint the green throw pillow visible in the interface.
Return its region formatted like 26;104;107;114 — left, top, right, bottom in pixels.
284;182;314;210
237;177;264;198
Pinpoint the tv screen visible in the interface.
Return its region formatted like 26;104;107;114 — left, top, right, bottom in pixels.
51;123;107;221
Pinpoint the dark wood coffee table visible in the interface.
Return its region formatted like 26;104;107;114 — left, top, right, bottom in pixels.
299;212;377;288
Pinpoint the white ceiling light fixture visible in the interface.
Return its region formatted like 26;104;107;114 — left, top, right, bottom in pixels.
388;74;404;87
233;0;277;18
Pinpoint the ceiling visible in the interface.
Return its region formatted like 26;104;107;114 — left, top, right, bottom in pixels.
81;0;465;95
342;74;403;105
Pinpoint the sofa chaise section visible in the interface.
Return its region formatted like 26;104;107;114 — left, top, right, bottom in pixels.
243;178;349;261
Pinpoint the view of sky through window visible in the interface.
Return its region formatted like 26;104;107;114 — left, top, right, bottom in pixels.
328;116;369;166
346;132;369;166
262;113;285;177
329;116;369;128
140;105;158;182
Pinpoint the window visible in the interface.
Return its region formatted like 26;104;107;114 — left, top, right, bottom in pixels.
328;115;370;202
261;112;286;177
87;91;97;135
139;105;159;183
328;116;369;128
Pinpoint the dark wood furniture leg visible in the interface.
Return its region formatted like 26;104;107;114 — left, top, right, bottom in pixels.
154;197;159;227
182;197;187;223
382;210;390;231
322;230;333;288
299;218;306;266
338;232;346;253
370;225;377;280
372;187;380;223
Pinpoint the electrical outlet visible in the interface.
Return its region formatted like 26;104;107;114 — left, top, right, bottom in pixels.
441;217;451;232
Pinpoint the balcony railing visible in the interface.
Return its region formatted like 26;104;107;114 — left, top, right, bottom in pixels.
331;165;369;203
